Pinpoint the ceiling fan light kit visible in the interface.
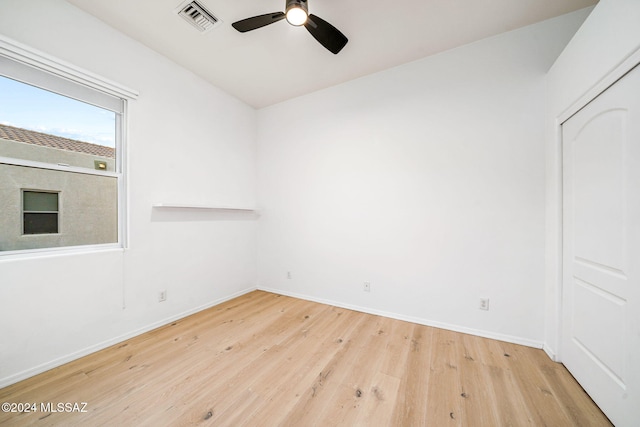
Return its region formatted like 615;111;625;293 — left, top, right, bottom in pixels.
232;0;348;54
285;0;308;26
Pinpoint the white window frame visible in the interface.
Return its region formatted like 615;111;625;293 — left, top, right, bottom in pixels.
0;34;138;257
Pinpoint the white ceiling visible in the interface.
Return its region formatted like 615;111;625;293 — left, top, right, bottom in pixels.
67;0;596;109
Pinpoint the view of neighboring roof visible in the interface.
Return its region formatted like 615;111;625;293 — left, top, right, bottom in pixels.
0;123;114;158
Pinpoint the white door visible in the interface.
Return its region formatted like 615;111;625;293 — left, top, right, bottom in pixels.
562;64;640;426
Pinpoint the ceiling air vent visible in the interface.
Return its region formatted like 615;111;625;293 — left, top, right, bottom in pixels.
177;1;221;33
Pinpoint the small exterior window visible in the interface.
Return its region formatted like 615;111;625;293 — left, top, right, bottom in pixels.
23;191;59;235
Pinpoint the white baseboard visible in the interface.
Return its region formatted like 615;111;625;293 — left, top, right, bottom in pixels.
0;286;257;389
543;343;560;362
258;286;545;350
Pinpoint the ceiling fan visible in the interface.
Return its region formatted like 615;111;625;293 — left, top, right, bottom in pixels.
232;0;348;54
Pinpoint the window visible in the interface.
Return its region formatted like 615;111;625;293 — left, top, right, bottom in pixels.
0;35;137;254
23;191;59;235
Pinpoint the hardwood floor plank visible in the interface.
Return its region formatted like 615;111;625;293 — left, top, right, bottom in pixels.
425;328;465;426
457;334;500;426
354;371;401;427
483;338;539;426
0;291;612;426
389;323;434;426
353;316;409;427
317;316;398;426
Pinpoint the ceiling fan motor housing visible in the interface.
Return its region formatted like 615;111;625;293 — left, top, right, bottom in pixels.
286;0;308;11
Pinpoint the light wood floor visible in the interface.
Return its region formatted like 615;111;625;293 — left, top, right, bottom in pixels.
1;291;611;426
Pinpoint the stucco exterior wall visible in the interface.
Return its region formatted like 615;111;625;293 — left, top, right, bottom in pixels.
0;139;117;251
0;138;115;171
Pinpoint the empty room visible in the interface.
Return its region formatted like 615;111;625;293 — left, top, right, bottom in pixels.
0;0;638;425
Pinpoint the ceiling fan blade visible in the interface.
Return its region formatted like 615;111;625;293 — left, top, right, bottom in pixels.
304;14;348;54
232;12;286;33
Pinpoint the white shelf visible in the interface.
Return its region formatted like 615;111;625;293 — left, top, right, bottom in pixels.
152;203;256;213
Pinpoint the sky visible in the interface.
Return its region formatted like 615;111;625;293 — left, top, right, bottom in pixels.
0;75;116;147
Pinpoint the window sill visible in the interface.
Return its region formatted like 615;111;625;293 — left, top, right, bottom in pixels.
0;244;124;261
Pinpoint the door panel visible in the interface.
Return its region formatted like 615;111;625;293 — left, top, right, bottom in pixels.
562;65;640;426
572;109;625;272
572;278;626;382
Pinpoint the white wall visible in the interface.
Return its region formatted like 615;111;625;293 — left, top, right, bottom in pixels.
545;0;640;358
256;11;590;346
0;0;257;386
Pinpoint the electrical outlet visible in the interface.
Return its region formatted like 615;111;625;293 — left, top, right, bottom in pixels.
159;290;167;302
364;282;371;292
479;298;489;311
287;271;292;279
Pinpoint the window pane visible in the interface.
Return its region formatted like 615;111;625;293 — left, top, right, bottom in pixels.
0;76;116;172
23;213;58;234
23;191;58;212
1;164;118;251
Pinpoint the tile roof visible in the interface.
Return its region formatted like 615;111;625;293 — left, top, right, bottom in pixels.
0;123;115;158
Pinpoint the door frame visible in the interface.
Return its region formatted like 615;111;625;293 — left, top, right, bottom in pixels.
552;48;640;363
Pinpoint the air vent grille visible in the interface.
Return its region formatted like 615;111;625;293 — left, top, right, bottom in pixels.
177;1;221;33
